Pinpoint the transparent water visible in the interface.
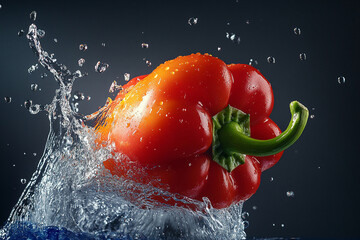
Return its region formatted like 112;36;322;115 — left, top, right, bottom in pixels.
0;23;246;239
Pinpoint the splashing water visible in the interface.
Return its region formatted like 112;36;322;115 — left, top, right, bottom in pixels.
0;23;247;239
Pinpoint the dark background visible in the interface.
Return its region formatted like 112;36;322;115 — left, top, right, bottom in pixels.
0;0;359;238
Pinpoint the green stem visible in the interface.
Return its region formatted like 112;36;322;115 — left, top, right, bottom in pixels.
218;101;309;157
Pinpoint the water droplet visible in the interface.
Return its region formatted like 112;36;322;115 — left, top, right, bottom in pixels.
241;212;249;219
95;61;109;73
41;73;48;78
30;11;37;21
337;76;345;84
270;177;274;182
267;56;276;64
78;58;85;67
29;104;41;114
272;223;276;227
145;60;152;67
252;206;257;210
249;59;258;66
141;43;149;48
33;153;37;156
245;20;250;24
299;53;307;61
101;42;106;47
54;38;58;43
217;47;221;51
4;96;12;103
20;179;27;184
0;4;2;9
281;224;285;227
24;100;33;109
79;44;88;51
30;83;38;91
86;96;91;101
294;27;301;35
17;30;25;37
37;29;45;38
286;191;295;197
243;221;249;229
28;64;38;74
188;17;198;25
124;73;130;81
310;114;315;119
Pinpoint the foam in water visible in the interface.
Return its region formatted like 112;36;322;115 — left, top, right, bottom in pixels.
1;23;246;239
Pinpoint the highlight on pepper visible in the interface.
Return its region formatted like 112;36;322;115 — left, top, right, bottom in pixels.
95;53;308;209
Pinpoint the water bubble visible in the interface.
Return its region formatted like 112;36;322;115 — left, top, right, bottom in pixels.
0;4;2;9
79;44;88;51
28;64;39;74
74;91;85;101
4;96;12;103
20;179;27;184
145;60;152;67
188;17;198;25
249;59;258;66
30;83;38;91
78;58;85;67
109;81;119;93
299;53;307;61
41;73;48;78
241;212;249;219
124;73;130;81
37;29;45;38
267;56;276;64
54;38;58;43
245;20;250;24
270;177;274;182
243;221;249;229
217;47;221;51
337;76;345;84
101;43;106;47
226;32;240;44
286;191;295;197
310;114;315;119
33;153;37;156
24;100;33;109
86;96;91;101
94;61;109;73
18;30;25;37
29;104;41;115
141;43;149;48
30;11;37;21
252;206;257;210
272;223;276;227
281;224;285;227
294;27;301;35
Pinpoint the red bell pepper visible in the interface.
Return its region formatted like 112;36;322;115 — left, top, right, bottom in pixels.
96;53;308;209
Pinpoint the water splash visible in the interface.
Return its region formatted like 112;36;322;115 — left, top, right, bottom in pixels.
1;23;247;240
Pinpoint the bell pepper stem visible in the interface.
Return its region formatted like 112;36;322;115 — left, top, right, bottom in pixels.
218;101;309;157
